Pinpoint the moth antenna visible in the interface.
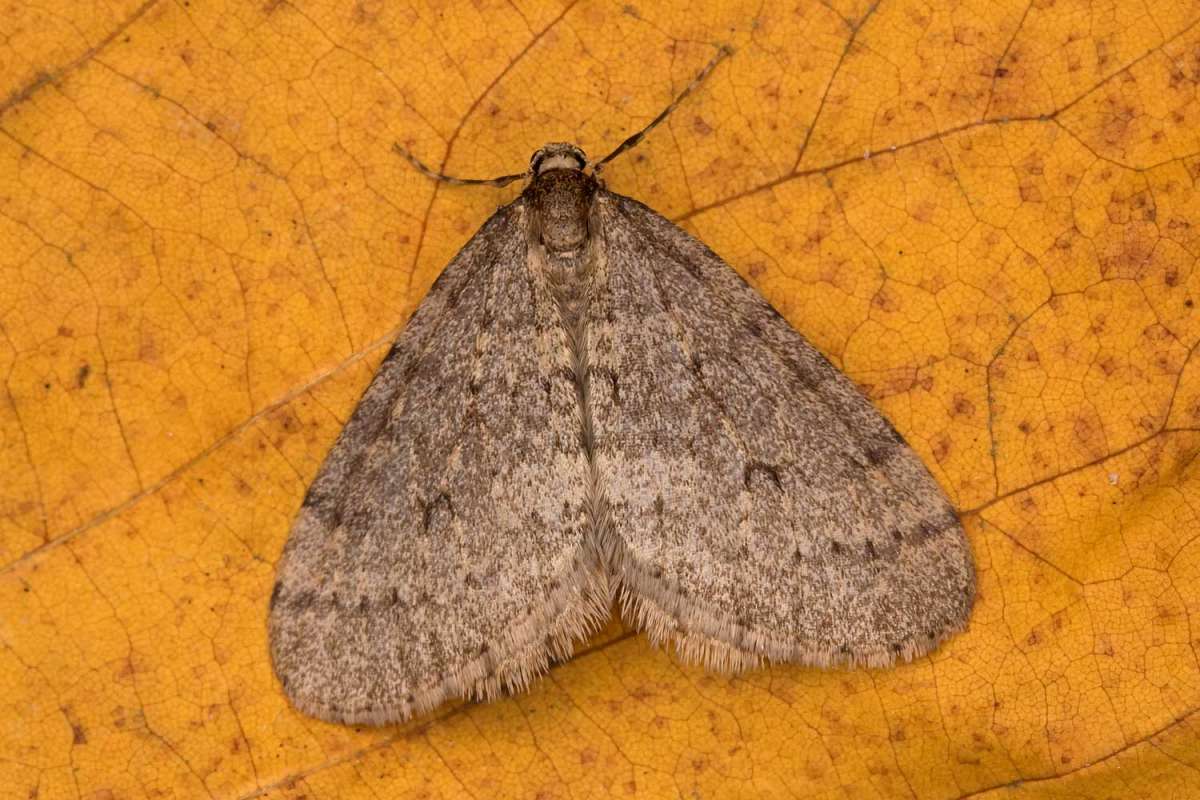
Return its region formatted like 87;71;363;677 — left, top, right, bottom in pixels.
591;44;733;174
393;143;529;187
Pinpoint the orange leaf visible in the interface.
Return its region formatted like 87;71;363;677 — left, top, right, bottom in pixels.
3;1;1200;798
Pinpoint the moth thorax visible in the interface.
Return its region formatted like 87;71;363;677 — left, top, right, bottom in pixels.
525;168;597;254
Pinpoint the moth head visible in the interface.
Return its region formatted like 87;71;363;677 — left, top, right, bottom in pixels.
530;143;588;176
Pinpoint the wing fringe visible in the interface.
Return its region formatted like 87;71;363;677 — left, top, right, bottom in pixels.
597;525;972;674
277;545;612;726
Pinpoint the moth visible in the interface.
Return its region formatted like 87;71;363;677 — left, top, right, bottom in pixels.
268;50;975;725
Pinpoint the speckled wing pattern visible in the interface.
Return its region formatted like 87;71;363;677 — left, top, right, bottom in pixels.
269;148;975;726
268;201;609;725
588;191;975;670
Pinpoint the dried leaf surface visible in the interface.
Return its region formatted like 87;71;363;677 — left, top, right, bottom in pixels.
3;0;1200;797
